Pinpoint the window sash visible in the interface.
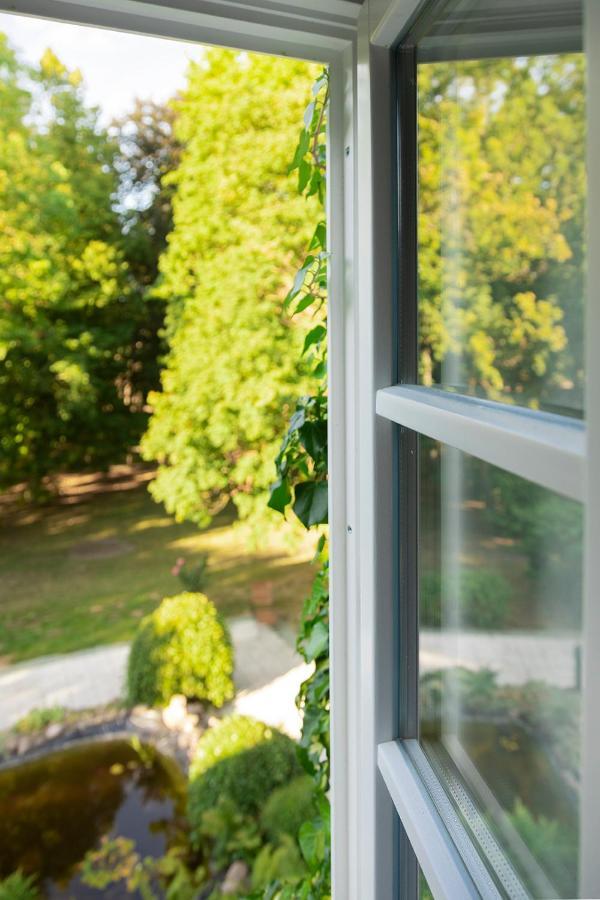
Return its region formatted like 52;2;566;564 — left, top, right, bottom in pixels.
376;385;585;502
382;1;592;896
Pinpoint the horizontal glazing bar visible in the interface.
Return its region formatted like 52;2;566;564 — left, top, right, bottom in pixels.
378;740;495;900
376;385;585;501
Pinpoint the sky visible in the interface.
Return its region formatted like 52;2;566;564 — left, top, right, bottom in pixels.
0;11;205;123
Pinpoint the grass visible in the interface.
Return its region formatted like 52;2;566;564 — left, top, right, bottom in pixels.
0;467;316;664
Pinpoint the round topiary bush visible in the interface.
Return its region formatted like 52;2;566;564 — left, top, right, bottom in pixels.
126;592;234;708
188;715;302;846
260;775;316;842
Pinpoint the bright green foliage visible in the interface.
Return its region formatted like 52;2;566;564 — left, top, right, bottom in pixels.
0;872;39;900
81;836;206;900
0;38;160;492
196;798;262;870
267;70;332;900
295;552;330;789
251;835;306;890
269;72;328;531
141;49;320;526
126;592;234;707
187;715;301;845
418;56;585;408
13;706;68;735
260;775;316;843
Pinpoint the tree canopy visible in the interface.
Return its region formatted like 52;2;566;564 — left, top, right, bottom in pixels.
140;49;320;526
418;54;585;413
0;37;163;492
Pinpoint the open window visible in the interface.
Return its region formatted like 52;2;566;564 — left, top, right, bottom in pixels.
376;0;594;896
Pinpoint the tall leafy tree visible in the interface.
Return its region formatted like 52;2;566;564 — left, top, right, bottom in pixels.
141;49;319;526
111;100;182;420
113;99;181;287
0;40;159;493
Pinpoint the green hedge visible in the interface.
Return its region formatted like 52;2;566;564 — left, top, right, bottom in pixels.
188;715;301;847
126;592;234;708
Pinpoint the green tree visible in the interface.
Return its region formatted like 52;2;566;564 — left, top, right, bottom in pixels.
141;49;319;526
113;99;181;287
418;55;585;411
0;40;159;493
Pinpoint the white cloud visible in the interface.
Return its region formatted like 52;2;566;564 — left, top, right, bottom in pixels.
0;11;205;122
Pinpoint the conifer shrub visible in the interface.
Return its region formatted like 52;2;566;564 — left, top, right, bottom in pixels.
188;715;301;846
126;592;234;707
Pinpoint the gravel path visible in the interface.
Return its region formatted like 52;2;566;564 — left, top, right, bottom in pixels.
0;617;310;736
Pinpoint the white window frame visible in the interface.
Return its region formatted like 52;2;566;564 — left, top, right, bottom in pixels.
365;1;600;898
2;0;598;896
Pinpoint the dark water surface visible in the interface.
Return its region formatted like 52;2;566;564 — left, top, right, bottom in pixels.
0;738;186;898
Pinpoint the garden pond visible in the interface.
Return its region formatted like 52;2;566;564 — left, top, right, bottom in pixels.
0;738;186;898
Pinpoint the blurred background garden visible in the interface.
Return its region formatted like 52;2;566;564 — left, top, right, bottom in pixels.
0;14;330;898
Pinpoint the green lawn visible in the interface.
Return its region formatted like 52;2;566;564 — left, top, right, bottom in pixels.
0;468;316;663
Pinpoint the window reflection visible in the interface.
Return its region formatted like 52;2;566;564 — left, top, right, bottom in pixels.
419;437;582;897
417;53;586;416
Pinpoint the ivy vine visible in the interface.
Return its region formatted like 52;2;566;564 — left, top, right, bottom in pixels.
263;68;331;899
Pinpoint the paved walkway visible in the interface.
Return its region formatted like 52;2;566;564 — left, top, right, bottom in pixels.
2;624;575;736
420;630;580;688
0;617;310;736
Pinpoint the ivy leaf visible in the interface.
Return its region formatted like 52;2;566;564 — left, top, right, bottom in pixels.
309;221;327;250
294;293;319;315
307;169;323;198
301;620;329;660
299;821;326;872
312;73;328;96
299;421;327;463
293;481;328;528
290;258;314;297
313;359;327;379
268;477;291;513
288;128;310;173
298;158;312;193
302;325;326;356
303;101;316;128
288;406;306;433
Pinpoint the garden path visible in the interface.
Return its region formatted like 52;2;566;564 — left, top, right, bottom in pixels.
421;629;580;688
0;617;311;736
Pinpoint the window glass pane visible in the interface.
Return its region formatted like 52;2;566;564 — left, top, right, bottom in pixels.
417;6;586;416
419;436;583;897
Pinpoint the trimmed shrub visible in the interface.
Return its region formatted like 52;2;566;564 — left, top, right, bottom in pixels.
188;715;301;846
126;592;234;708
260;775;316;842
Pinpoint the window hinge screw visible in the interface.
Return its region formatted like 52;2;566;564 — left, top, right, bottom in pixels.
347;525;352;534
345;146;350;156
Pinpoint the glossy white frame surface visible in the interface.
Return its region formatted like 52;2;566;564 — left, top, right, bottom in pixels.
377;384;586;501
373;1;599;896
